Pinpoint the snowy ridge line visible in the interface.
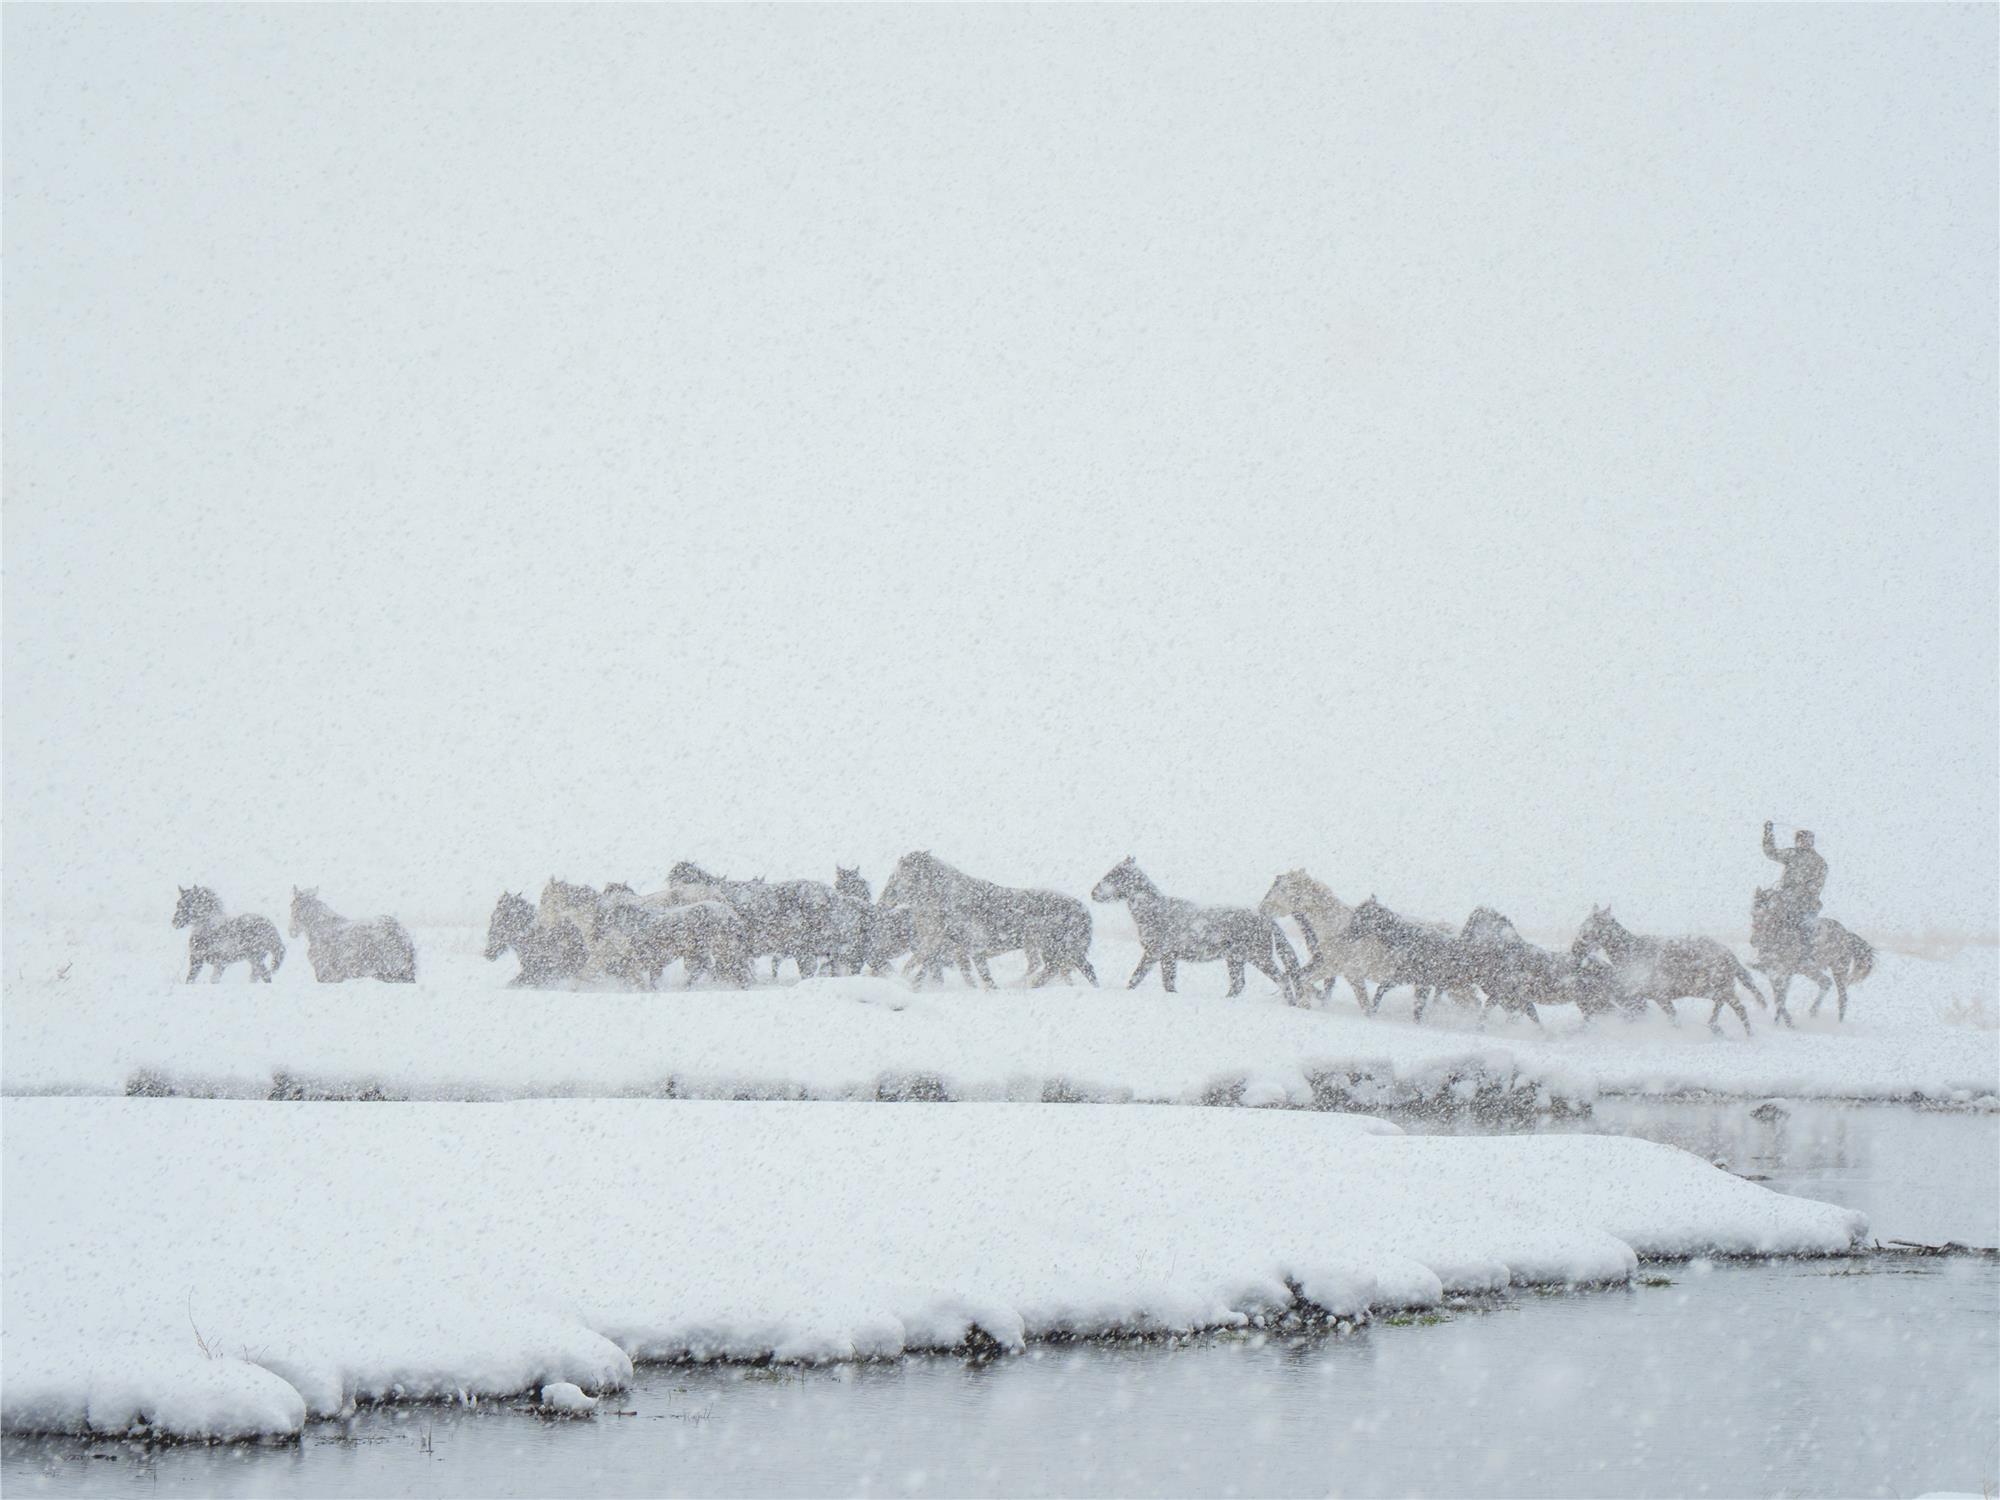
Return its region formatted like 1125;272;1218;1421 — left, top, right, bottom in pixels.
2;1099;1867;1443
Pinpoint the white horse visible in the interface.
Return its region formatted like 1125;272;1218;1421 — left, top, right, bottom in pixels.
1257;869;1395;1008
289;888;416;983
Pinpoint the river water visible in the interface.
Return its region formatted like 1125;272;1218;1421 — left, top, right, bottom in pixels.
5;1101;1995;1499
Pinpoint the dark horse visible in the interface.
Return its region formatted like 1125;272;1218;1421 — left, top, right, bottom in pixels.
1572;907;1764;1037
879;851;1096;987
1750;890;1875;1024
1348;897;1481;1021
172;885;284;982
1091;858;1299;1001
1459;906;1623;1025
484;891;588;988
667;862;838;980
836;867;916;978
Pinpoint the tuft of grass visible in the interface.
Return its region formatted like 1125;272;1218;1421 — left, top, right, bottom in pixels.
1379;1311;1450;1328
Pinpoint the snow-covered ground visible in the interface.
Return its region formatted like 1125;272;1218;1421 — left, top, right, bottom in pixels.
5;923;1994;1109
1;1097;1865;1441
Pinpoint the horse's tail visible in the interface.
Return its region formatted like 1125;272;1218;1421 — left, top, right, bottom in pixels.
1271;919;1303;1002
270;935;285;975
1848;935;1875;984
1729;951;1766;1008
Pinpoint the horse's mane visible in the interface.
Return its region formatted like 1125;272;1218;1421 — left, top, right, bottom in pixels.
1465;905;1521;942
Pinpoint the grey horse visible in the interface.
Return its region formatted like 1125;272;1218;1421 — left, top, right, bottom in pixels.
597;896;755;988
1572;906;1765;1037
1750;891;1875;1024
172;885;285;982
667;862;836;981
837;867;914;978
289;888;417;983
879;851;1097;987
1347;897;1483;1021
1091;858;1299;1001
1458;906;1624;1026
485;891;588;987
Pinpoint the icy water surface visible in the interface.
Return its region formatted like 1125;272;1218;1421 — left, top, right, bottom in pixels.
4;1102;1994;1499
1410;1095;2000;1247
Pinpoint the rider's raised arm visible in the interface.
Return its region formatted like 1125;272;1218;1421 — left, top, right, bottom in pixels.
1762;822;1788;863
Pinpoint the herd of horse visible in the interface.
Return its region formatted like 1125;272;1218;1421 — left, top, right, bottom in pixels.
172;852;1877;1037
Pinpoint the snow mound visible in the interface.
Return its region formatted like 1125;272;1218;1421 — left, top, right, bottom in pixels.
537;1381;596;1415
2;1097;1864;1441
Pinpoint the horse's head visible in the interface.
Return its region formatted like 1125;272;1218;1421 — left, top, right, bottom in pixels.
1463;906;1519;946
668;861;714;888
835;866;871;904
1350;895;1391;937
1572;905;1616;960
172;885;217;929
288;887;320;939
485;891;534;960
1091;857;1146;903
878;863;910;908
1258;870;1306;917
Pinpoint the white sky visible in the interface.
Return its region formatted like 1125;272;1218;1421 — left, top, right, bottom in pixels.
4;5;1995;939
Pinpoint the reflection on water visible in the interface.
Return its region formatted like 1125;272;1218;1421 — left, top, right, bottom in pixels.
1405;1097;2000;1247
4;1102;1995;1499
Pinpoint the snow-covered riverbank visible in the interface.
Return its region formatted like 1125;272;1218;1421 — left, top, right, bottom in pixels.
0;1098;1865;1442
5;925;1994;1109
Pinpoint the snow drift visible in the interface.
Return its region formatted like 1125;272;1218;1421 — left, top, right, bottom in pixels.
2;1097;1865;1441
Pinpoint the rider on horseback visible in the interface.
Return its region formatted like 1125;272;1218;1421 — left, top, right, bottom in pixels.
1760;820;1827;951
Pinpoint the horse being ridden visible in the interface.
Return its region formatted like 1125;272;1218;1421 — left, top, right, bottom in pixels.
1749;896;1875;1025
1092;858;1300;1001
879;851;1097;987
289;888;417;983
173;885;285;982
1571;906;1764;1037
485;890;588;987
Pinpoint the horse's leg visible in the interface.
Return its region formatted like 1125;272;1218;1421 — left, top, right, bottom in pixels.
1656;998;1679;1026
1158;958;1178;993
186;956;203;983
1248;953;1286;995
1724;988;1752;1038
1771;974;1794;1028
1834;972;1850;1022
1225;958;1247;997
1127;952;1156;989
